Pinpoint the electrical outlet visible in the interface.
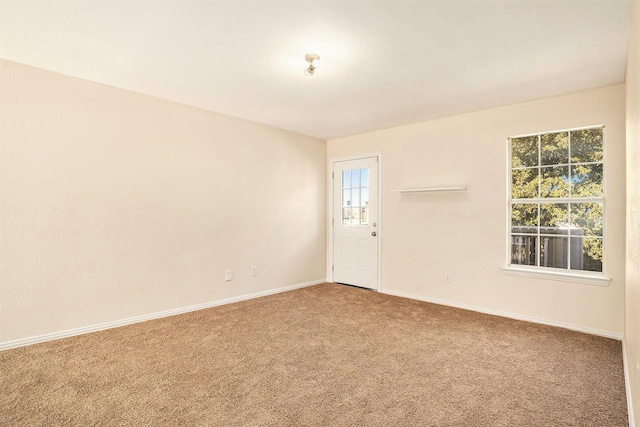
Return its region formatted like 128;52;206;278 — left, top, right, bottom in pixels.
445;273;452;283
224;270;233;281
251;266;258;277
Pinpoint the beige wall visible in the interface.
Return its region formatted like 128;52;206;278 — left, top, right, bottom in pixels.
329;85;626;337
0;60;327;345
626;0;640;423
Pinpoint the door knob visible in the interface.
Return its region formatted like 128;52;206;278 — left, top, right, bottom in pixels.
371;231;377;236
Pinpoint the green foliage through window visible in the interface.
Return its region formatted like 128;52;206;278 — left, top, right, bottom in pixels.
509;126;604;273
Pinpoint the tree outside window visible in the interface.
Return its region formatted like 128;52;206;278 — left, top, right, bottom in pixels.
509;126;604;273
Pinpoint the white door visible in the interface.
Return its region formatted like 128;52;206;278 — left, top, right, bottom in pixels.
332;156;379;290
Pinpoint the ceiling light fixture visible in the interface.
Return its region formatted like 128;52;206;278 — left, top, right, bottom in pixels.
304;54;320;76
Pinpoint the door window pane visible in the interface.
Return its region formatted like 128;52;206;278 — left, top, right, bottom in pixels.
352;189;360;207
351;169;360;187
342;189;351;207
360;169;369;187
361;188;369;205
342;208;351;225
361;207;368;225
350;207;360;223
342;170;351;188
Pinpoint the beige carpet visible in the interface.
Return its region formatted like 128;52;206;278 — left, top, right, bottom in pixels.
0;283;628;426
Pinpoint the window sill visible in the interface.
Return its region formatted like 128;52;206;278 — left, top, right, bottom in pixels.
502;267;611;286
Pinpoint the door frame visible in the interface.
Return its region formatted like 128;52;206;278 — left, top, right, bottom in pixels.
328;152;382;291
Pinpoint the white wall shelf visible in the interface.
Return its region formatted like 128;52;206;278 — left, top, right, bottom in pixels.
392;187;467;194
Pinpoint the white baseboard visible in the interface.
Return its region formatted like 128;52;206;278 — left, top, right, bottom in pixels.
623;338;637;427
379;289;623;340
0;278;326;352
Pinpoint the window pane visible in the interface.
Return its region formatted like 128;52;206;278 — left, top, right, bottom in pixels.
509;126;605;274
570;203;603;237
342;189;351;207
571;128;603;163
511;235;537;266
540;203;568;235
360;207;368;225
540;236;568;269
540;166;569;198
571;163;603;197
570;237;603;272
512;168;538;199
351;169;360;187
361;188;369;206
541;132;568;166
350;207;360;224
342;170;351;188
511;203;538;234
342;208;351;225
512;136;538;168
352;188;360;207
360;168;369;187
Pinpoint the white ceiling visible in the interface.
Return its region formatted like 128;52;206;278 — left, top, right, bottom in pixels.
0;0;634;140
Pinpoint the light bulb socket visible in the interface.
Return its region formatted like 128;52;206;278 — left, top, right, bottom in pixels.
304;54;320;76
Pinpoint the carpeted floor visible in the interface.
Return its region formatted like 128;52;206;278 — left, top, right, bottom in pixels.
0;283;629;426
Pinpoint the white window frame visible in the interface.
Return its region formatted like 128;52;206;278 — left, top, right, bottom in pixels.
504;125;610;286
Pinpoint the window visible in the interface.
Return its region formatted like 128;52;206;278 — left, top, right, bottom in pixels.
342;168;370;226
509;126;604;274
